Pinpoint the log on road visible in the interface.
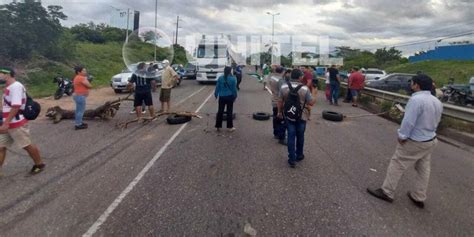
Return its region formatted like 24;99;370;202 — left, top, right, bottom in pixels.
46;94;133;124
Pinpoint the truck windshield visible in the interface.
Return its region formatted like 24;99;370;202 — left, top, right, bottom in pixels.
197;45;227;58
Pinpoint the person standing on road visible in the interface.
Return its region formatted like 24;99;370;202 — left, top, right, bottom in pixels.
235;64;243;90
328;65;340;105
160;60;179;113
269;66;286;145
277;69;317;168
348;67;365;107
128;62;156;119
324;68;331;102
302;66;314;93
215;66;238;132
367;74;443;209
312;66;320;91
0;67;45;175
262;63;270;90
73;65;92;130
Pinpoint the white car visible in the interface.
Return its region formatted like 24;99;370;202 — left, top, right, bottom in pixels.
362;68;387;81
110;63;163;93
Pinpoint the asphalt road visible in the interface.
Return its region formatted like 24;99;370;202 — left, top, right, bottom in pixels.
0;71;473;236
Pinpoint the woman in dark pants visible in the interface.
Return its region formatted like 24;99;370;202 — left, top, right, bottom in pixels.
215;66;238;132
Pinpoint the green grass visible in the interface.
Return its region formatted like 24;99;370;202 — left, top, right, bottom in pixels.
385;60;474;86
19;42;161;97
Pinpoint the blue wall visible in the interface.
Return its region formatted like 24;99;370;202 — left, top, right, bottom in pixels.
409;44;474;63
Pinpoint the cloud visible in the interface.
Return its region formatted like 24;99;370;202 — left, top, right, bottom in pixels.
12;0;474;55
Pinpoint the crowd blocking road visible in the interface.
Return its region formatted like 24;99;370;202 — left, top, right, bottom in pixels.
0;72;472;236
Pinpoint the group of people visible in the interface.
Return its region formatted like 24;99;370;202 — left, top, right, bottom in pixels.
72;60;180;130
324;65;366;107
0;62;445;209
266;63;443;208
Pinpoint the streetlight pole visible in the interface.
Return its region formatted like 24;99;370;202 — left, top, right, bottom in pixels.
266;12;280;64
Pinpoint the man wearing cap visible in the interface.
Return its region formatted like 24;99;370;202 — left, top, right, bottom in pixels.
367;74;443;209
160;60;179;112
0;67;45;175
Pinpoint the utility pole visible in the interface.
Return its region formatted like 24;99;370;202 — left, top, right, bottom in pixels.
154;0;158;62
175;15;180;45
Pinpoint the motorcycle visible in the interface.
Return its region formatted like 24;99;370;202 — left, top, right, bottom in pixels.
440;77;474;106
53;74;74;100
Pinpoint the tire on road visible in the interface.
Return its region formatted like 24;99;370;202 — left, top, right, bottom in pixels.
322;110;344;122
253;112;271;121
167;114;192;125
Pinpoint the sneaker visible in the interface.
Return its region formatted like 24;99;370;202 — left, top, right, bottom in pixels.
352;104;358;107
407;192;425;209
30;164;45;175
75;124;88;130
367;188;393;203
296;155;305;162
129;109;136;114
228;127;236;132
141;110;146;114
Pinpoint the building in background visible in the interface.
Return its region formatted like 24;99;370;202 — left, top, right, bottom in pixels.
409;44;474;63
110;9;140;31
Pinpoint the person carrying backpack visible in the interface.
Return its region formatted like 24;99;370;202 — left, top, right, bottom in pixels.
0;67;45;175
277;69;317;168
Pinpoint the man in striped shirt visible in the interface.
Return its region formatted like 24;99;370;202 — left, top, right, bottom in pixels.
0;67;45;175
128;63;156;119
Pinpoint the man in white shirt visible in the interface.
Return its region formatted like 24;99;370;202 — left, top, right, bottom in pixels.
160;60;179;113
367;74;443;209
0;67;44;175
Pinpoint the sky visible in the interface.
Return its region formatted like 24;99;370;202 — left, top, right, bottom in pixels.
4;0;474;57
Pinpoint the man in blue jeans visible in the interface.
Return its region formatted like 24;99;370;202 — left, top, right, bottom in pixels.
277;69;316;168
328;65;340;105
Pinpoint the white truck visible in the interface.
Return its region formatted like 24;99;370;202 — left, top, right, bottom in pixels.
195;36;235;83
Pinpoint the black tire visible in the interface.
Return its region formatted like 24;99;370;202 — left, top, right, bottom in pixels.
66;88;74;96
54;89;63;100
166;114;192;125
114;89;122;94
222;113;236;120
253;112;271;121
322;110;344;122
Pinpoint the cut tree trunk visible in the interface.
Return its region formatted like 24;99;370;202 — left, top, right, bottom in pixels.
46;94;133;124
116;111;202;129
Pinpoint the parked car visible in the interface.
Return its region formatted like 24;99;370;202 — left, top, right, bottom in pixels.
171;64;184;86
362;68;387;80
184;62;197;79
110;62;163;93
365;73;415;94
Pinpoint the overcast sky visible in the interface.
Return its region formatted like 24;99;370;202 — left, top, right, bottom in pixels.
5;0;474;56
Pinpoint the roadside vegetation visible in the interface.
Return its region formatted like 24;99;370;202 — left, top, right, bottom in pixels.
0;0;189;97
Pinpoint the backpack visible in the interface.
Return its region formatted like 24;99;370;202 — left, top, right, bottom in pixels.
22;94;41;120
284;82;305;122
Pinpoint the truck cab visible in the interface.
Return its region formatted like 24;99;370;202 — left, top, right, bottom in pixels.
195;36;232;83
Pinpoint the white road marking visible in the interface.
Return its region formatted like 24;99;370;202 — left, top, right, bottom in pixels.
83;91;214;237
175;86;207;106
265;86;273;95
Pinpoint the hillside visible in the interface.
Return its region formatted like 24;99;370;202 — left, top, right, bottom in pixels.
385;60;474;86
18;42;174;98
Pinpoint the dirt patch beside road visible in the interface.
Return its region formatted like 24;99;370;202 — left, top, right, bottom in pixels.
36;87;131;119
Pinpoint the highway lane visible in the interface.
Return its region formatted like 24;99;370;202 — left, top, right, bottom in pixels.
0;73;473;236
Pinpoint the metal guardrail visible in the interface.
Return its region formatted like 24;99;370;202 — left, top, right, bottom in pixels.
319;77;474;123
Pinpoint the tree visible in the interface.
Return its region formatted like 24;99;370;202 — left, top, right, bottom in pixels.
70;23;105;44
335;46;361;58
374;47;402;67
141;31;161;43
0;0;67;60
